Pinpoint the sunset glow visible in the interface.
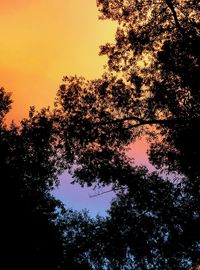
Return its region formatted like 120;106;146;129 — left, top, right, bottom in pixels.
0;0;116;122
1;0;150;215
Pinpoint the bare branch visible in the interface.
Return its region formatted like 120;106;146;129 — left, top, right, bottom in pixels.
89;188;118;198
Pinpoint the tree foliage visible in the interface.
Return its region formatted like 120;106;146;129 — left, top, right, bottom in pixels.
1;89;66;269
96;0;200;178
1;0;200;269
51;0;200;269
54;0;200;184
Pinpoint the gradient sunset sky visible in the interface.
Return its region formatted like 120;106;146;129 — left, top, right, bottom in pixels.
1;0;150;215
0;0;116;122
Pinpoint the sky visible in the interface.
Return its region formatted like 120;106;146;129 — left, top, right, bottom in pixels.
0;0;151;216
53;138;153;217
0;0;116;122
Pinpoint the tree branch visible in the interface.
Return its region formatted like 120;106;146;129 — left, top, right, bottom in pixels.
96;116;199;129
94;116;143;126
89;188;118;198
135;209;151;219
165;0;184;34
124;118;190;130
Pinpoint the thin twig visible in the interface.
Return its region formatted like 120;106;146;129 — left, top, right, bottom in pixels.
89;189;118;198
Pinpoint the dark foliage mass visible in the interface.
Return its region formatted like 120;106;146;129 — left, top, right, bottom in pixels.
1;0;199;269
1;88;64;269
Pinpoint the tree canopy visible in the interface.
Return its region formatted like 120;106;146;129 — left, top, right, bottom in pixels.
53;0;199;185
52;0;200;268
1;0;200;269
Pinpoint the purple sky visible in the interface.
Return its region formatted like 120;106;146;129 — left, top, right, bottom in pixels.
53;138;155;217
53;172;115;217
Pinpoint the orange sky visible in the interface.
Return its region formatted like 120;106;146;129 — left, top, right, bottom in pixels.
0;0;116;122
1;1;151;212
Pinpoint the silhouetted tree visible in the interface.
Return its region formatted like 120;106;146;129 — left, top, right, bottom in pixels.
56;170;199;269
52;1;200;269
1;1;199;269
54;1;199;183
1;90;65;269
96;0;200;179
